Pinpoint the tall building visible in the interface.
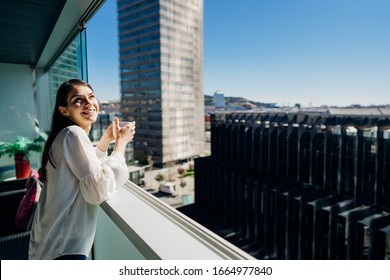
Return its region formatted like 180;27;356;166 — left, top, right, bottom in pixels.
118;0;205;166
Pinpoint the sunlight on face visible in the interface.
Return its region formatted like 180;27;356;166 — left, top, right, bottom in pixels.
60;85;99;133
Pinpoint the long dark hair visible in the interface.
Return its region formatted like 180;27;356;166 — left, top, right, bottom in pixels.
39;79;94;182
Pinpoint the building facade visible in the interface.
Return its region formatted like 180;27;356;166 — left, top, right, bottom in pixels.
182;112;390;260
118;0;205;166
213;90;226;107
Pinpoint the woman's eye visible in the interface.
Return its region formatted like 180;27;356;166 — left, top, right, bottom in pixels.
73;98;83;104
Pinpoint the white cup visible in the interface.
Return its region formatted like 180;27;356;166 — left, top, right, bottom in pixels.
112;120;135;138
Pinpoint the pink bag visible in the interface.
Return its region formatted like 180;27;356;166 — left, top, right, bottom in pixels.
15;171;41;231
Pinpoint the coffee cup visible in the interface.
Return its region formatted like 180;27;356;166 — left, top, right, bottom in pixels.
112;120;136;138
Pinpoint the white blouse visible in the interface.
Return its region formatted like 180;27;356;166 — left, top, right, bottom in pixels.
29;125;128;260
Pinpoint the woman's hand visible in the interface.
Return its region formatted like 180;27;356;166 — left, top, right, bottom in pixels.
96;118;116;152
104;120;116;142
97;117;135;154
116;121;135;143
113;118;135;154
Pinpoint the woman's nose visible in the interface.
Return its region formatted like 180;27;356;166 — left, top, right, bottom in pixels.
84;98;93;107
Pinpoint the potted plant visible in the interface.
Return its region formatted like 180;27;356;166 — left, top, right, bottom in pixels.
0;136;44;179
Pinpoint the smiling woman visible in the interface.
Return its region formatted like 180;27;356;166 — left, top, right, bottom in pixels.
58;84;99;134
28;79;136;260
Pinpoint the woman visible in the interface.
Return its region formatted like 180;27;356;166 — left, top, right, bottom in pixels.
29;79;135;260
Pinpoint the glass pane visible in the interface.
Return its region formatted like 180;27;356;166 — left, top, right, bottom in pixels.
36;31;87;132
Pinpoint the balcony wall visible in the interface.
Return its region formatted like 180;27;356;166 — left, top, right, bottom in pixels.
94;180;254;260
0;63;36;142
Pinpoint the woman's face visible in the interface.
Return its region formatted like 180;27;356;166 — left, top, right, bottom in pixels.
58;85;99;133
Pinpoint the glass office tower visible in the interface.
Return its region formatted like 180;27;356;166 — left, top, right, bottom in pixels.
118;0;205;166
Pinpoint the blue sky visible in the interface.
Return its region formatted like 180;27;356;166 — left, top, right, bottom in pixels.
87;0;390;107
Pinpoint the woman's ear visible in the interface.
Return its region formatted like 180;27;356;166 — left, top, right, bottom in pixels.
58;106;69;116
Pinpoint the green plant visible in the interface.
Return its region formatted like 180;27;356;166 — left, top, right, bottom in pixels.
180;179;187;188
154;173;164;183
134;151;148;166
0;135;45;160
182;170;194;177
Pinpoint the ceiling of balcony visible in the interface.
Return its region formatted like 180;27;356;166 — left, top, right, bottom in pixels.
0;0;104;68
0;0;67;66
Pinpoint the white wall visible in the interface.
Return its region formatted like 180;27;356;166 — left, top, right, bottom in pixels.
0;63;36;141
0;63;37;172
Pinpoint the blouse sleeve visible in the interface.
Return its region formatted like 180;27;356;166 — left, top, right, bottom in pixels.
63;126;129;205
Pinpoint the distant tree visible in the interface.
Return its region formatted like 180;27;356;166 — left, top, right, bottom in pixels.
154;173;164;183
177;167;185;175
134;151;148;165
180;179;187;188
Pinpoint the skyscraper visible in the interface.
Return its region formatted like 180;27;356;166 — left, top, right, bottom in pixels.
118;0;205;166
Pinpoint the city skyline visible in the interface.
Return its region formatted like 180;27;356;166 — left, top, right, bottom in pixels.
87;0;390;107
